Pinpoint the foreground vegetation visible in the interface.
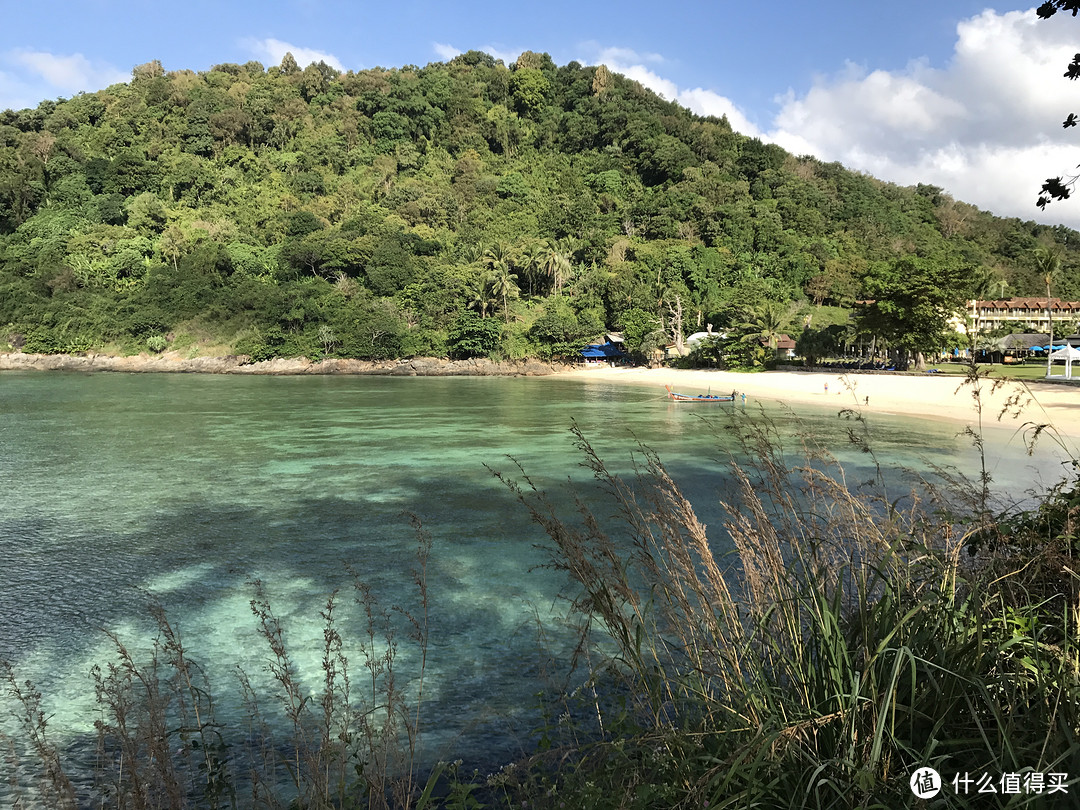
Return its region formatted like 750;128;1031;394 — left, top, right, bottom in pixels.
2;52;1079;368
3;367;1078;808
489;405;1080;807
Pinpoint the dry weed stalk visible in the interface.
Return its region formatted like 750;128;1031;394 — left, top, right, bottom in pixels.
3;518;434;810
496;411;1069;804
240;514;433;810
0;661;77;808
87;603;237;810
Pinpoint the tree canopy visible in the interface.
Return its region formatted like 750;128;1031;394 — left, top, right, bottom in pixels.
0;51;1076;364
1037;1;1080;208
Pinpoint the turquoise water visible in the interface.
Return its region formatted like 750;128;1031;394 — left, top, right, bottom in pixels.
0;372;1069;793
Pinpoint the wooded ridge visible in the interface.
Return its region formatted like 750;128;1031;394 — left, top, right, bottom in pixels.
1;50;1075;364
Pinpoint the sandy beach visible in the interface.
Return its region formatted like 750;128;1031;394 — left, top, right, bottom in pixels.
560;365;1080;449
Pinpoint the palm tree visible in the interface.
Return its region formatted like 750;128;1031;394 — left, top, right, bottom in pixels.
483;243;520;323
517;240;547;297
745;300;789;351
464;269;495;318
489;264;520;323
541;238;574;296
457;242;486;265
1034;247;1063;377
482;242;514;282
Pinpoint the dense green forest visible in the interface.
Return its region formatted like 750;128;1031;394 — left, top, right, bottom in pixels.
1;50;1078;366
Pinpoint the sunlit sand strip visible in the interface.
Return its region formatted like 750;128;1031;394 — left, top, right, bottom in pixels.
553;366;1080;448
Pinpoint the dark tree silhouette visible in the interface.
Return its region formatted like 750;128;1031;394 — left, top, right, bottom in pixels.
1037;1;1080;208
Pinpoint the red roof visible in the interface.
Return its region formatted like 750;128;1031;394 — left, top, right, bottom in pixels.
760;334;796;350
975;298;1080;311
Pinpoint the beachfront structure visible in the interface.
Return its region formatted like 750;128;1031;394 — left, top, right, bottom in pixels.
581;333;627;365
980;333;1049;364
969;298;1080;333
1050;344;1080;378
773;334;797;359
668;326;721;360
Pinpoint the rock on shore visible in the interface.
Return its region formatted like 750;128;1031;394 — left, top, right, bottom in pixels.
0;352;565;377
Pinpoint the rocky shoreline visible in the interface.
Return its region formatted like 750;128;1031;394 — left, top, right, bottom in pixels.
0;352;566;377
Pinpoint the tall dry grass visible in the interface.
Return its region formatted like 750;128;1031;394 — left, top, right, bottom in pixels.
494;406;1080;808
1;518;435;810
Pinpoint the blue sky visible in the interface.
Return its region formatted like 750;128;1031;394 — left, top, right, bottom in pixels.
3;1;1080;228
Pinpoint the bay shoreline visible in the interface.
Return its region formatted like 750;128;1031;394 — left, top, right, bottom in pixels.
0;351;563;377
562;365;1080;446
5;350;1080;445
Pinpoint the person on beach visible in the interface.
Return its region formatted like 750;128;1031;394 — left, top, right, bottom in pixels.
824;381;829;394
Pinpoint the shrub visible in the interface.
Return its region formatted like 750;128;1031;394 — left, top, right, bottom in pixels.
20;325;96;354
447;310;500;359
234;325;288;362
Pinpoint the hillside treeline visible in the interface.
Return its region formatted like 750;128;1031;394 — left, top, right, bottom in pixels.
0;50;1076;363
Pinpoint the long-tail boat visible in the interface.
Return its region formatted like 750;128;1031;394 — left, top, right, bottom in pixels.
665;385;735;402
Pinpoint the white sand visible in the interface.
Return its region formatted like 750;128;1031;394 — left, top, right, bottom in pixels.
556;366;1080;449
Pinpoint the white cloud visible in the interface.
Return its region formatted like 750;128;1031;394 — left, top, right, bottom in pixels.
0;49;128;109
476;44;523;65
243;37;345;71
584;16;1080;228
428;42;521;65
583;45;762;138
0;70;39;111
432;42;461;61
593;45;665;66
614;61;679;100
8;49;128;93
766;9;1080;228
673;87;760;137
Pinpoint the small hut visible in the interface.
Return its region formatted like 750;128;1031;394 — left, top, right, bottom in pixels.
998;333;1049;364
581;334;627;366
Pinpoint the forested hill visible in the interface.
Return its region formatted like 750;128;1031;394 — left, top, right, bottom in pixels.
0;50;1076;363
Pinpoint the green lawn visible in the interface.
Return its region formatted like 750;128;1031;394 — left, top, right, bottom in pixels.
925;361;1076;381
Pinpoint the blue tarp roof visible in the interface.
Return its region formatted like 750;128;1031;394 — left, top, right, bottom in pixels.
581;341;626;358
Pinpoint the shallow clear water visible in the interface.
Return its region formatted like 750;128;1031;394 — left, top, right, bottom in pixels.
0;372;1068;793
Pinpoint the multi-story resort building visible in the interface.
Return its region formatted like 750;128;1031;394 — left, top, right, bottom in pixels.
969;298;1080;333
